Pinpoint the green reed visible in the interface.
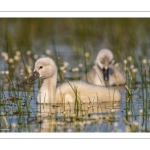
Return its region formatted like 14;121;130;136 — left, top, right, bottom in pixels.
52;40;64;83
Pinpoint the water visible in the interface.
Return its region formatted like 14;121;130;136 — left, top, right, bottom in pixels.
0;81;150;132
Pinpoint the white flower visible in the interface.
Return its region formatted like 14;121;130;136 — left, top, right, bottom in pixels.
27;66;32;74
20;69;24;73
140;109;143;114
142;59;147;64
132;68;138;73
67;128;72;132
79;63;83;68
125;125;131;132
91;115;99;120
114;122;118;127
72;68;79;72
5;71;9;75
84;52;90;58
128;111;131;116
1;112;5;115
88;105;91;108
130;65;134;69
110;109;115;113
11;123;17;128
1;52;7;57
26;50;31;55
133;121;138;126
60;66;66;73
14;55;20;61
60;66;65;71
8;58;14;63
127;56;132;61
16;51;21;56
63;62;69;68
62;70;66;74
1;71;5;74
124;60;127;65
57;126;62;132
71;113;76;117
1;52;8;60
45;50;51;55
115;63;119;67
34;55;38;59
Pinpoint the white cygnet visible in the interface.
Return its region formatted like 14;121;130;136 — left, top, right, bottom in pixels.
82;49;125;86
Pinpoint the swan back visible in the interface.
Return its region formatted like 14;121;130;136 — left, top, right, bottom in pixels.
56;81;120;103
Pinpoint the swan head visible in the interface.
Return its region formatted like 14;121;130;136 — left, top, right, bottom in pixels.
27;57;57;83
95;49;114;81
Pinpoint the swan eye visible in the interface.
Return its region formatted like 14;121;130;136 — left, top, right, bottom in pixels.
39;66;43;69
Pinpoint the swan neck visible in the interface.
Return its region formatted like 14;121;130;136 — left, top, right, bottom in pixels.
42;74;57;103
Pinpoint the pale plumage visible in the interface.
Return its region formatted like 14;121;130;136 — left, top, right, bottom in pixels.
82;49;125;86
27;57;121;104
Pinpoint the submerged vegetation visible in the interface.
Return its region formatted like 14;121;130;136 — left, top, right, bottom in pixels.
1;18;150;132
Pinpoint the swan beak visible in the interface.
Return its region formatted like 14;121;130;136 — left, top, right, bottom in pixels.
102;68;109;81
27;71;40;83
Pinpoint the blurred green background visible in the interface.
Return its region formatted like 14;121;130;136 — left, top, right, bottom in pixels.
0;18;150;58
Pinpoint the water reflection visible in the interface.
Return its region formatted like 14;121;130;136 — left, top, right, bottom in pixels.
1;87;150;132
37;101;120;132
